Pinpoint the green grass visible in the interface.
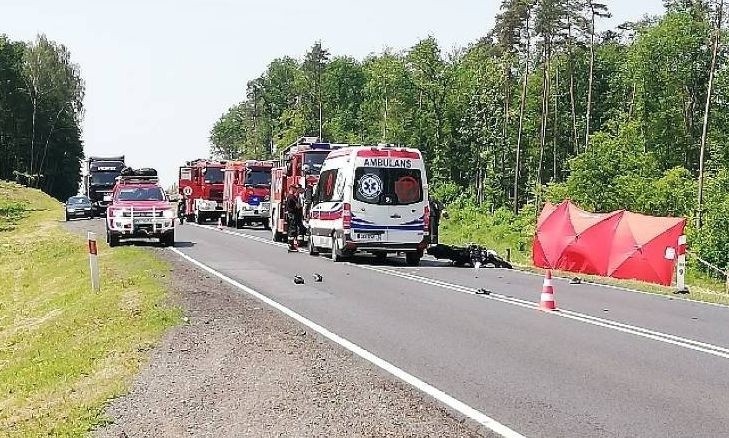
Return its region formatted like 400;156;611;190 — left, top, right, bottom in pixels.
0;181;180;436
439;203;729;306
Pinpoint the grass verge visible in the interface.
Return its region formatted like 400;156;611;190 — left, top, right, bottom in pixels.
439;204;729;306
0;181;180;436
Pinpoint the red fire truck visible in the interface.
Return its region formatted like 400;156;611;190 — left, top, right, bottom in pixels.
270;137;342;242
222;159;274;229
178;159;226;224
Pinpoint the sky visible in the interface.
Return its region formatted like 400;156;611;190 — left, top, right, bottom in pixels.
2;0;665;187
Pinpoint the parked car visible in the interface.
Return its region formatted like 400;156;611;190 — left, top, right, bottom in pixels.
65;195;94;221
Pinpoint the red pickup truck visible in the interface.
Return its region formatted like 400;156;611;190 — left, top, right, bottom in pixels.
105;169;176;247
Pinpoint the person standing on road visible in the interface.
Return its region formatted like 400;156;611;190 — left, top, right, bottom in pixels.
177;197;186;224
429;198;444;245
285;184;302;251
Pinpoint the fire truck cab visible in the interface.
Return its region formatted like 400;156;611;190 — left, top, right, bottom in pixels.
222;160;274;229
178;159;226;224
270;137;342;242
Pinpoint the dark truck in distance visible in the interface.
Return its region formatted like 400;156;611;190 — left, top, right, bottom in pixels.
82;156;126;216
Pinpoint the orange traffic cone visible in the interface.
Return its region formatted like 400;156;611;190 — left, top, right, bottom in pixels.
540;270;557;311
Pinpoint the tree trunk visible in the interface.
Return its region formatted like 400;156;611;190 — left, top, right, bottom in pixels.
697;0;724;229
514;29;530;214
38;107;65;182
585;8;596;151
29;95;37;178
383;80;389;141
553;62;559;182
502;60;512;204
567;21;579;155
537;44;551;211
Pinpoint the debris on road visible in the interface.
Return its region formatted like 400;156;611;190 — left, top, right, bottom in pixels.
293;275;305;284
313;273;323;282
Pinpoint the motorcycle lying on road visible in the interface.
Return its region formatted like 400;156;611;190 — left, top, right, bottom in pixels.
427;244;513;269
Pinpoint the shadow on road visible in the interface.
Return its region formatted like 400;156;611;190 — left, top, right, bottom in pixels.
343;254;454;268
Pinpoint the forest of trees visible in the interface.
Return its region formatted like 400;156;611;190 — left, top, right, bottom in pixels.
212;0;728;273
0;34;85;201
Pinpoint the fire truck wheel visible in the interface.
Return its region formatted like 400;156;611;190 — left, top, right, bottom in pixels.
263;219;271;230
309;237;319;256
195;212;203;225
331;236;343;262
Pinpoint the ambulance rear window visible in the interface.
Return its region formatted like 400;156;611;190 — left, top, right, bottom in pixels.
354;167;422;206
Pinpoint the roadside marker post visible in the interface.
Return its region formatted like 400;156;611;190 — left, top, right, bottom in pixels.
676;235;688;294
88;232;100;292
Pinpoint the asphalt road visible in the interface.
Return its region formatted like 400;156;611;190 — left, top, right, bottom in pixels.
171;221;729;437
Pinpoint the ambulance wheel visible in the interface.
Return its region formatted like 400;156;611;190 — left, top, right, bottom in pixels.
331;236;343;262
405;252;421;266
309;238;319;256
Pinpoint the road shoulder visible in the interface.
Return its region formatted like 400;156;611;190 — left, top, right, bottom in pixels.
91;240;487;437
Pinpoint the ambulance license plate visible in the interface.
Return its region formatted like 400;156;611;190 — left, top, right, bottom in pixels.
356;232;382;241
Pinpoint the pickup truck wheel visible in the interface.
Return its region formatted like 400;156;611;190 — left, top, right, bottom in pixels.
108;231;120;248
161;231;174;247
195;213;203;225
64;213;69;222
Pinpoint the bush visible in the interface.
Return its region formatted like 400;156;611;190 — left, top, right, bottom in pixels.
431;182;474;206
693;170;729;275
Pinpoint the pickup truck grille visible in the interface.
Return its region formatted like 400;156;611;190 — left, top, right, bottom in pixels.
121;210;164;218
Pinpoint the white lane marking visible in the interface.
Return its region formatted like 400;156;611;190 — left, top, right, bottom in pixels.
187;224;729;360
169;247;524;438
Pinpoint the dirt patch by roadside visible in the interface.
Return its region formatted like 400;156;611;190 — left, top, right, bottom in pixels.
64;220;489;437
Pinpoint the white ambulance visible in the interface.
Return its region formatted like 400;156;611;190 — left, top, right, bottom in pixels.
307;145;430;265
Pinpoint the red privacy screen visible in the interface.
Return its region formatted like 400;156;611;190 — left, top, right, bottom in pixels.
533;201;686;286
